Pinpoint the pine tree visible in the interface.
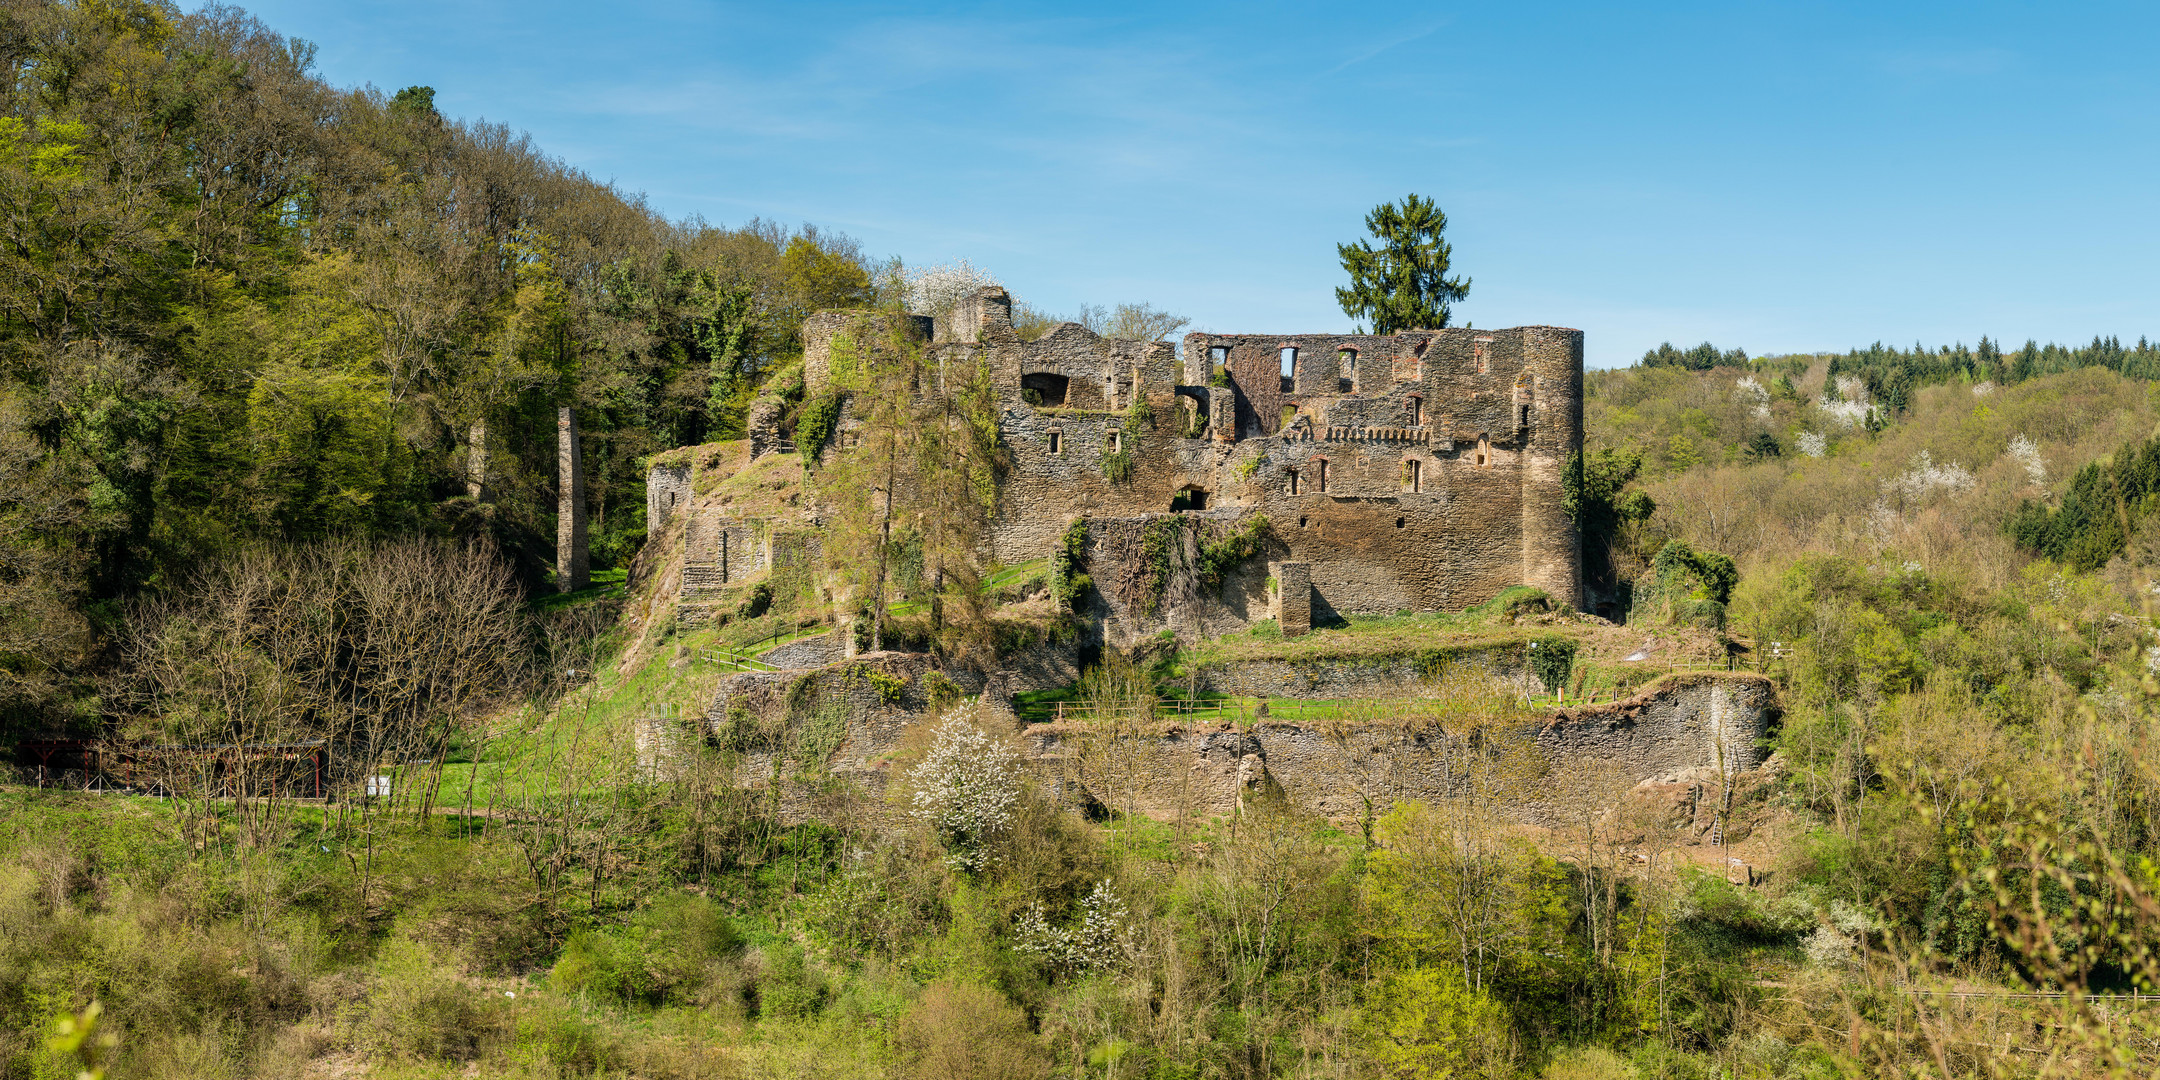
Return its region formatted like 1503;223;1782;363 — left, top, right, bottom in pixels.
1335;194;1471;334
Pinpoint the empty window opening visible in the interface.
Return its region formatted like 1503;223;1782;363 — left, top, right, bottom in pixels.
1395;516;1407;529
1208;345;1230;383
1286;468;1300;495
1279;347;1297;392
1106;430;1121;453
1298;515;1309;528
1404;458;1422;493
1047;429;1064;454
1408;395;1423;426
1022;372;1069;407
1475;433;1489;467
1316;459;1330;492
1170;486;1209;512
1338;349;1357;393
1280;404;1298;430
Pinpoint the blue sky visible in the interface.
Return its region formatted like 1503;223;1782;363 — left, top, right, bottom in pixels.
235;0;2159;367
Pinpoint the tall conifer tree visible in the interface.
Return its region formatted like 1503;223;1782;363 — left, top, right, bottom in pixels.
1335;194;1471;334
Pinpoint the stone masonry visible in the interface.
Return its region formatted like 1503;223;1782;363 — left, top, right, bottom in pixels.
650;286;1583;639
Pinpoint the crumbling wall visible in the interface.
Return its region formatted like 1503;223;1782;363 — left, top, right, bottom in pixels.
695;654;1773;827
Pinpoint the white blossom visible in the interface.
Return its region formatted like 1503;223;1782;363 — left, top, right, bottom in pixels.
1817;376;1879;429
1796;431;1828;458
1881;450;1974;502
1735;375;1771;419
2005;434;2047;487
907;703;1023;870
904;259;1001;318
1014;880;1133;973
1971;380;1996;397
1802;924;1855;969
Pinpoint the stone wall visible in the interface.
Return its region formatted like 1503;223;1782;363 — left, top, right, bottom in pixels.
848;288;1589;617
1195;646;1522;699
1033;673;1772;823
763;632;842;669
647;463;691;530
694;651;1774;827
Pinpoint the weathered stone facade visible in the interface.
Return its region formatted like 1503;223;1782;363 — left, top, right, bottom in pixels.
656;286;1584;640
817;288;1581;628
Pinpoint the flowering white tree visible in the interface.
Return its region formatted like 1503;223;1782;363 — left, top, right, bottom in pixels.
2006;434;2048;487
1818;375;1880;429
1014;880;1133;973
907;703;1023;870
1796;431;1828;458
904;259;1000;319
1881;450;1975;504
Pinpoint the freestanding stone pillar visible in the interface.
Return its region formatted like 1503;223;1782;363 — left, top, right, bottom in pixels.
556;407;589;593
1271;561;1312;637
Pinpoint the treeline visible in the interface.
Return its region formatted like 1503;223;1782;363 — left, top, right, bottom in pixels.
1826;335;2160;416
0;0;876;737
1642;335;2160;417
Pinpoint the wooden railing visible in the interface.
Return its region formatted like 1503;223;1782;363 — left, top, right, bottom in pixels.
700;648;778;673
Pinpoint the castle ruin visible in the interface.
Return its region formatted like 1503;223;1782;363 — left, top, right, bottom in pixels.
651;286;1584;640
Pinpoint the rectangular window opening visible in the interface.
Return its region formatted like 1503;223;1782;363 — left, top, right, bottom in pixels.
1279;347;1297;392
1287;470;1300;495
1317;459;1329;492
1338;349;1356;393
1048;430;1063;455
1405;458;1422;493
1409;396;1423;426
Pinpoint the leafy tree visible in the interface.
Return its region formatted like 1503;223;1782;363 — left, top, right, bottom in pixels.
1336;194;1470;334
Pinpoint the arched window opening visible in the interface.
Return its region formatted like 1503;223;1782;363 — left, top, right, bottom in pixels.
1022;372;1069;407
1475;433;1490;467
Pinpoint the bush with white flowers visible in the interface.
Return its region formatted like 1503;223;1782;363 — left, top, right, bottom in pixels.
1014;880;1133;973
907;703;1023;870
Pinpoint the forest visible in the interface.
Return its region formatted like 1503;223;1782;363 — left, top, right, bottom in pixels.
5;2;2160;1079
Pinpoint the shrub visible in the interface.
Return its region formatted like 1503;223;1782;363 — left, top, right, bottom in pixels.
1357;965;1514;1079
754;943;826;1020
359;937;504;1062
865;667;909;705
898;981;1050;1080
